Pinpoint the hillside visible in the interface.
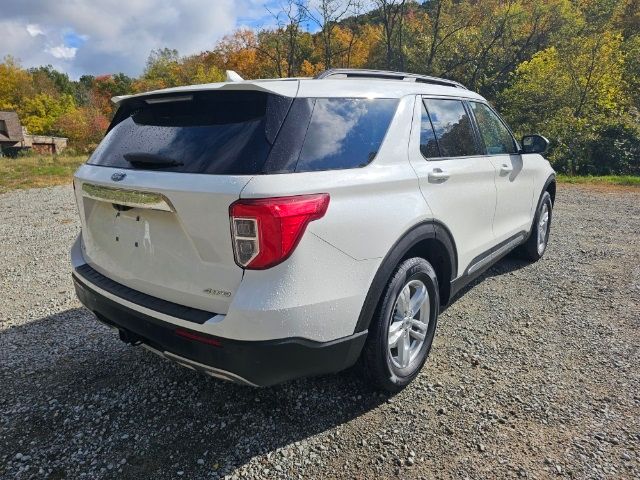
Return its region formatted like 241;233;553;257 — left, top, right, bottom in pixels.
1;0;638;175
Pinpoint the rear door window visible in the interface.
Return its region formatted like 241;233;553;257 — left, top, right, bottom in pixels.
423;98;481;157
419;101;440;158
88;91;291;175
294;98;399;172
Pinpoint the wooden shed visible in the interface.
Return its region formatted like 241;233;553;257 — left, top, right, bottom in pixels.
0;111;24;151
0;111;68;156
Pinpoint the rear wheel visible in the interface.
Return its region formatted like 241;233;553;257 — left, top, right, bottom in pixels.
361;257;439;392
518;191;552;261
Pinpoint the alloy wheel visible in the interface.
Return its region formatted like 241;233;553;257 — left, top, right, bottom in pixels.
537;202;550;255
387;279;430;369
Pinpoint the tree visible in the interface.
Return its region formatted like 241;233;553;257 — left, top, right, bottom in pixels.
265;0;309;76
500;32;630;174
19;93;76;135
0;56;35;112
615;0;640;110
622;35;640;110
0;0;637;172
301;0;357;69
189;61;225;84
208;30;262;79
54;106;110;152
29;66;76;99
140;48;181;89
331;22;377;68
374;0;406;70
87;74;135;118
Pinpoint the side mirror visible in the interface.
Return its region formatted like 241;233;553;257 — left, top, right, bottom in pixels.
521;134;549;154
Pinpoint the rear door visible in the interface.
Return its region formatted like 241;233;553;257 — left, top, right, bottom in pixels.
73;89;294;314
468;101;534;242
408;96;497;277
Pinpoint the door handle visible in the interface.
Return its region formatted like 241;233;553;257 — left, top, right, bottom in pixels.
500;164;513;175
428;168;450;182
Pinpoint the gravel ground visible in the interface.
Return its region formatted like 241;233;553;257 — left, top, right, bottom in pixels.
1;184;639;480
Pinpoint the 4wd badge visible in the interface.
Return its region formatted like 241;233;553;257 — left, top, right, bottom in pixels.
203;288;231;298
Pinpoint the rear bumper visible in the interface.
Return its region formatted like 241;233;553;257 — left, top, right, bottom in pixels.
72;270;367;387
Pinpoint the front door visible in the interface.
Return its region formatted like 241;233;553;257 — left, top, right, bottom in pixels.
468;101;535;243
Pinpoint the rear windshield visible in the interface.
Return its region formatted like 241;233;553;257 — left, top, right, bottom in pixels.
89;92;398;175
88;91;290;175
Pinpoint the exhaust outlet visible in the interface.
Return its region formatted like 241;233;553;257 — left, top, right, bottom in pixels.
118;329;142;345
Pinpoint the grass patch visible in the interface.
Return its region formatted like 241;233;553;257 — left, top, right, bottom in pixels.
557;174;640;186
0;155;86;194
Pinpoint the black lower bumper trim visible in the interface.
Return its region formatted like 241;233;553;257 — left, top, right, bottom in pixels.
72;272;367;387
74;263;215;324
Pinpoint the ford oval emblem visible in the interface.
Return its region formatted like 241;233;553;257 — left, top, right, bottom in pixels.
111;172;127;182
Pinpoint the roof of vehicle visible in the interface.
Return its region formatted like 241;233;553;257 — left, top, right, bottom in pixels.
112;70;486;105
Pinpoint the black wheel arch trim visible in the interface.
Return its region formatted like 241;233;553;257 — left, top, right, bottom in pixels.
353;220;457;334
526;173;556;240
542;173;556;203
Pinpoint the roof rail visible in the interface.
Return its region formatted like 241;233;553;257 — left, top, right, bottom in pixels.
315;68;467;89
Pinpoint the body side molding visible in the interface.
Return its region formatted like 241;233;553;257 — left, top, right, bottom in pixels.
449;231;527;300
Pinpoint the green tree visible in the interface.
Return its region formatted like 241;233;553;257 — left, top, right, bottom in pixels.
29;65;75;97
178;55;225;84
19;93;76;135
0;56;35;111
499;32;634;174
141;48;181;88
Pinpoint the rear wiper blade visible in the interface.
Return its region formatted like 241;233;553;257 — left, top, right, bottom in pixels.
123;152;184;168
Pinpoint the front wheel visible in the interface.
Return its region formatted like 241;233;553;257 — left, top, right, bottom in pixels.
518;191;553;261
361;257;439;392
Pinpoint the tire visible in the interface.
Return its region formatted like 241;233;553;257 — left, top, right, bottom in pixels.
517;191;553;262
361;257;439;392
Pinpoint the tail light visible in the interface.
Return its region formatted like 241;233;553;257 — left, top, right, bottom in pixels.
230;194;330;269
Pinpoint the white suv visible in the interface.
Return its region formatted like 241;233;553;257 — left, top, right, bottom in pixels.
71;69;555;391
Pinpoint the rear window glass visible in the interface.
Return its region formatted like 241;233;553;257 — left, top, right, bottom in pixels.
294;98;399;172
88;91;291;175
88;93;398;175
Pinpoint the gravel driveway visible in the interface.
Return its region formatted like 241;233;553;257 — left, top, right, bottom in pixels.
1;184;639;480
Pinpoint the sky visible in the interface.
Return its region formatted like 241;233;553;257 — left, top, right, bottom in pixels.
0;0;292;79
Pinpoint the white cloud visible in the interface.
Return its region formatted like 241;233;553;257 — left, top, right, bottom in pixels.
1;0;275;78
26;23;44;37
46;45;77;60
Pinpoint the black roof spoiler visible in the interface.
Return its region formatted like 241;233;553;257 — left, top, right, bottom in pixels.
315;68;467;90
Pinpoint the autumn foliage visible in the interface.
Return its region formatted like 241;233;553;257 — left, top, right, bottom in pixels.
1;0;638;174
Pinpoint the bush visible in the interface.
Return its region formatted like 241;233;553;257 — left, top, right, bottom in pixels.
587;111;640;175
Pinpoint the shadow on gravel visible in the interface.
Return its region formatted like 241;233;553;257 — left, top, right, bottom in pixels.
1;255;526;479
445;255;531;307
1;308;387;479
